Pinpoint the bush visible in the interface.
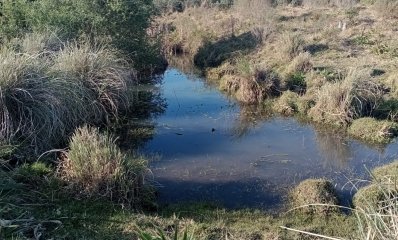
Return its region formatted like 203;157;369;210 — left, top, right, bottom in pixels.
59;126;149;206
0;0;159;70
348;117;398;144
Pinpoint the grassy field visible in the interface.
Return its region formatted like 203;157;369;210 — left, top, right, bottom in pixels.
156;0;398;144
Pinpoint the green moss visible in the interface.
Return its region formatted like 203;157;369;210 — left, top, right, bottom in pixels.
348;117;398;144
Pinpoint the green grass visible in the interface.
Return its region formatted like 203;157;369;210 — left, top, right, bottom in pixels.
0;0;161;71
59;125;150;207
0;170;358;239
348;117;398;144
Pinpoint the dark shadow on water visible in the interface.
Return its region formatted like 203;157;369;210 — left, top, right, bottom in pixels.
154;177;285;210
154;177;361;211
194;32;260;68
113;83;167;150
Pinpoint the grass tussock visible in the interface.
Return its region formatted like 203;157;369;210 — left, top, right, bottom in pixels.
0;33;133;153
348;117;398;144
59;125;149;206
309;70;384;126
0;46;74;150
272;91;299;115
290;178;340;215
219;67;280;103
352;163;398;240
277;33;306;61
52;40;132;117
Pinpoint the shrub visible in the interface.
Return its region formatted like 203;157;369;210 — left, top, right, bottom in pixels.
0;0;159;70
59;126;149;206
348;117;398;144
309;70;384;126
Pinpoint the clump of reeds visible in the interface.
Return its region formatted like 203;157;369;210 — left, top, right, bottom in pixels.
0;33;133;153
52;40;132;119
219;67;280;104
352;165;398;240
58;125;148;206
277;33;306;61
309;69;384;125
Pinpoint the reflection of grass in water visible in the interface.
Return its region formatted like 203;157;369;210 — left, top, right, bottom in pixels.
167;55;202;78
314;128;352;169
230;102;273;138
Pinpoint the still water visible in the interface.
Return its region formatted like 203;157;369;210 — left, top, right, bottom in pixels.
142;68;398;209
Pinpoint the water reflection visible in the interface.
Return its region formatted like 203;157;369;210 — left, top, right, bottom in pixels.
142;67;398;209
230;104;273;138
315;129;352;169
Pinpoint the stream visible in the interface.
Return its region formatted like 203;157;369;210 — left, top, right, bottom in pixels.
141;67;398;210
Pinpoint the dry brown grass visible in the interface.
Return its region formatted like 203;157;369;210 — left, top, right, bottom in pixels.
277;33;306;61
272;91;299;115
219;67;280;103
158;1;398;131
374;0;398;19
309;69;384;125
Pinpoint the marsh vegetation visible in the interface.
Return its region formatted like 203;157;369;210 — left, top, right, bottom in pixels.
1;0;398;239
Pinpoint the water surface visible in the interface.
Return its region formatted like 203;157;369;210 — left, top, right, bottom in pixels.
142;68;398;209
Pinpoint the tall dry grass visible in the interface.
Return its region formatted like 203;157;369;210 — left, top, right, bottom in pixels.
0;33;133;153
374;0;398;18
52;40;132;118
59;125;149;206
309;69;384;125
